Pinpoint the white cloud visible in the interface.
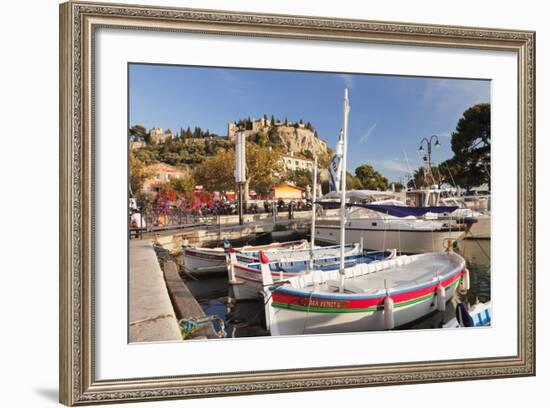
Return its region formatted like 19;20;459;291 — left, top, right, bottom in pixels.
359;123;377;144
419;78;490;119
369;158;414;174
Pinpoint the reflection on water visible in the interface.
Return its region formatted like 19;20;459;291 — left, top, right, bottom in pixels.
458;239;491;304
183;272;269;337
183;236;490;337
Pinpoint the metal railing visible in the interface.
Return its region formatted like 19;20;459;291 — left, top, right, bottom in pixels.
129;201;315;239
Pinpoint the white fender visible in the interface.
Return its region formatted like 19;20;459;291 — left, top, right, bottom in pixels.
436;284;446;312
459;273;466;292
259;251;279;335
463;268;470;291
227;251;238;284
383;296;395;330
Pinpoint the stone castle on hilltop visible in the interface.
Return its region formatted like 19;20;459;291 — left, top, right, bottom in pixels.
227;117;309;140
149;127;173;144
227;117;329;160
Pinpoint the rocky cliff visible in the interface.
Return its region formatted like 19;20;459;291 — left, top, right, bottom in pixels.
269;126;328;158
228;119;330;159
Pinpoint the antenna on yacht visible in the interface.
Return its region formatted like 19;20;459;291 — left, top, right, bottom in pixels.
339;88;350;293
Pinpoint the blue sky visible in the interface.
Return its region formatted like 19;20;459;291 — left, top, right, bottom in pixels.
129;64;490;182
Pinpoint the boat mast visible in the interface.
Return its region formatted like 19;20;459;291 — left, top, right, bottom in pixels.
339;88;350;292
309;156;318;270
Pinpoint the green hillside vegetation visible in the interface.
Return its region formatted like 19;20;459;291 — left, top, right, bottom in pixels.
134;137;233;166
130;119;330;168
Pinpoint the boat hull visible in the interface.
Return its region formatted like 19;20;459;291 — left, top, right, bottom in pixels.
231;251;388;300
183;240;308;275
314;225;464;254
270;271;462;335
463;216;491;239
183;247;227;274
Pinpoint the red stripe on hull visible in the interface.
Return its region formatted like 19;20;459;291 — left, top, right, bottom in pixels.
272;269;464;309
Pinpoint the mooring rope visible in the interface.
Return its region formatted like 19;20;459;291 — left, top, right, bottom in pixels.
129;313;176;326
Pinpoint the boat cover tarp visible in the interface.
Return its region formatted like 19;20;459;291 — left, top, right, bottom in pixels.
352;204;458;218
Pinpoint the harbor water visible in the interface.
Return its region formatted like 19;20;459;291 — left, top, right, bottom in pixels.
180;234;491;337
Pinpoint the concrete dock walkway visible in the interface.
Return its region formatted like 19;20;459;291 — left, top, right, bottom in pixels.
129;240;181;342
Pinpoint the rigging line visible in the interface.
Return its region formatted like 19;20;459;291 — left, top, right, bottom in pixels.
483;161;491;178
403;148;417;189
229;288;276;333
466;231;491;262
434;166;443;187
431;220;436;252
397;223;401;256
443;161;458;191
382;213;387;253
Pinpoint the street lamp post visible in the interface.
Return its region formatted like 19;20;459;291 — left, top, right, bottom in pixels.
418;135;441;186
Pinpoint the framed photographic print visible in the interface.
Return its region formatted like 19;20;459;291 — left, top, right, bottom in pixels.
59;1;535;405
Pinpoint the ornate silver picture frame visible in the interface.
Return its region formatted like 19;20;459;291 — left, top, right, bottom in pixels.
59;1;535;405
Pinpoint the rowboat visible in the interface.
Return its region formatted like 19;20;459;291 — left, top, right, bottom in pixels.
260;250;468;335
230;247;396;300
443;301;491;328
182;239;308;274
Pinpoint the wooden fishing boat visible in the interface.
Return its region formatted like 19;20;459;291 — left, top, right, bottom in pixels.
230;247;396;300
182;239;308;274
260;250;468;335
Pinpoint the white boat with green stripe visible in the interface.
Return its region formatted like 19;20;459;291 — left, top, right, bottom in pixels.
260;251;468;335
